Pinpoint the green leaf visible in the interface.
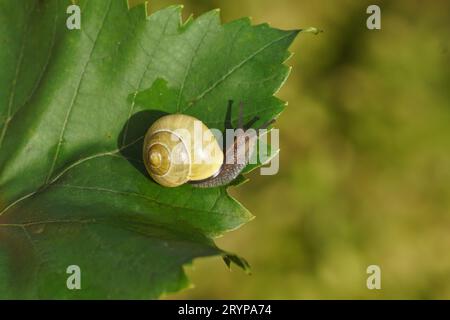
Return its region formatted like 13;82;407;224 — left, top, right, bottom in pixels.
0;0;298;298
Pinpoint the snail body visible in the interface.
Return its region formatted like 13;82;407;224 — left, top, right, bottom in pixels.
143;101;274;188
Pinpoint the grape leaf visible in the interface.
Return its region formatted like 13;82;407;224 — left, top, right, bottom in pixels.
0;0;298;298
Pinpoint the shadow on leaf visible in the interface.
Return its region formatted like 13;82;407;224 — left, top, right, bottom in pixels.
117;109;168;177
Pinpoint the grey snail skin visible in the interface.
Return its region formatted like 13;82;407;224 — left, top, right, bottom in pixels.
143;101;275;188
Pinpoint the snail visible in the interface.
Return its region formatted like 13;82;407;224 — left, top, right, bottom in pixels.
143;101;275;188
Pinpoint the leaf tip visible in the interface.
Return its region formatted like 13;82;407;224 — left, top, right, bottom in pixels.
223;254;252;275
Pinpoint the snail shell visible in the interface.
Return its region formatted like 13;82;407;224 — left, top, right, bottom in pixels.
143;114;224;188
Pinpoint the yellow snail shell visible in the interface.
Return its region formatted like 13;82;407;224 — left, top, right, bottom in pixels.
143;114;224;188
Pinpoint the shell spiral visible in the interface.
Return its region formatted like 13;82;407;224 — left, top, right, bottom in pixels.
143;114;224;188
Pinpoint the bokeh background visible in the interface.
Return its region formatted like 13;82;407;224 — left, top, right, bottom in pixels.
136;0;450;299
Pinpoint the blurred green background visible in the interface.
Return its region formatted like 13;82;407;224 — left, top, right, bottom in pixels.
138;0;450;299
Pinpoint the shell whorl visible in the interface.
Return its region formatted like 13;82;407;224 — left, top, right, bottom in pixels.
143;114;224;188
144;130;191;187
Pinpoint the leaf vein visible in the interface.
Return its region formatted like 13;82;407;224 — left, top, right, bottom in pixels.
56;184;230;217
45;1;113;183
186;31;296;109
122;9;178;145
176;17;216;112
0;2;38;151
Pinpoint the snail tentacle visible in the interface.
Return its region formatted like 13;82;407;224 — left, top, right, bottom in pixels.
191;101;274;188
